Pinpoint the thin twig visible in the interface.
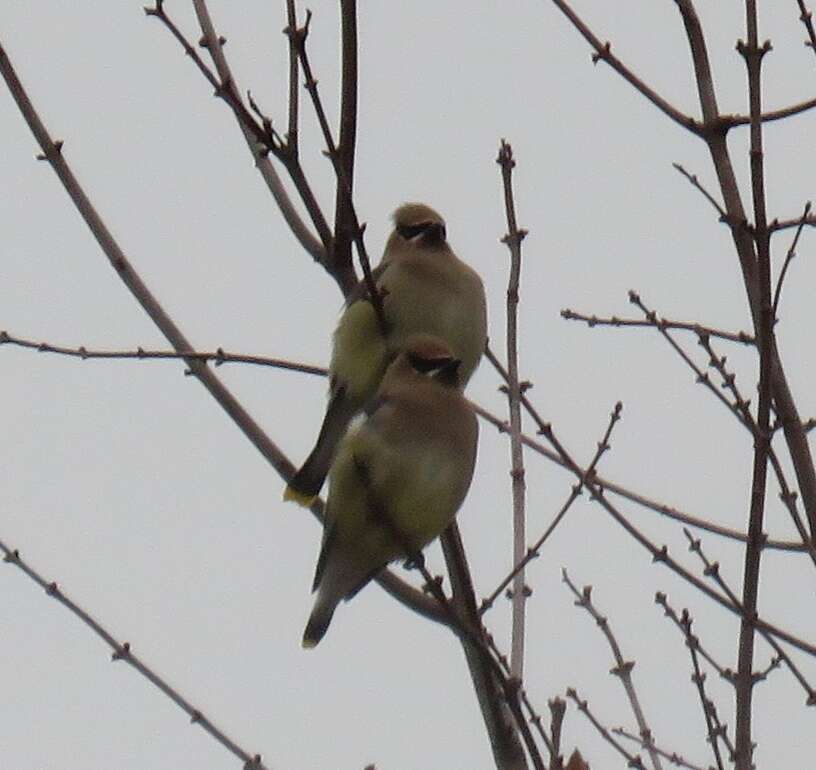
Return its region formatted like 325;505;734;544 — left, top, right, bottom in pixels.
563;572;663;770
768;212;816;232
497;140;530;679
0;539;272;770
796;0;816;54
672;163;730;223
0;332;327;376
613;728;713;770
290;11;387;331
684;530;816;703
655;594;729;770
481;402;622;616
565;688;646;769
561;308;754;345
484;356;816;658
628;291;751;427
145;1;330;270
727;95;816;125
656;596;730;682
6;325;805;557
483;630;557;762
548;0;698;133
772;201;812;318
697;334;816;563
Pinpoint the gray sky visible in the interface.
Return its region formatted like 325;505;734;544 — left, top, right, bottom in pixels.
2;2;815;768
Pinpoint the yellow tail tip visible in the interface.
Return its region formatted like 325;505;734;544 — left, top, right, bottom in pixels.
301;638;318;650
283;485;317;507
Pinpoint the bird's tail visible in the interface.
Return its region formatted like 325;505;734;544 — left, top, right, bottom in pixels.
285;392;359;506
302;592;338;649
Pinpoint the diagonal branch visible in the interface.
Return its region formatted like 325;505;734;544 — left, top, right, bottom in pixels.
1;540;273;770
563;572;664;770
548;0;699;133
0;33;445;630
772;201;812;318
145;1;329;270
796;0;816;55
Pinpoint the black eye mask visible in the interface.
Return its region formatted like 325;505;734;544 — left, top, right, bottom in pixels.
407;352;452;373
396;222;446;242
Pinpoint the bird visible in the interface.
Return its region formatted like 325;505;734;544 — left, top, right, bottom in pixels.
302;334;479;648
285;203;487;506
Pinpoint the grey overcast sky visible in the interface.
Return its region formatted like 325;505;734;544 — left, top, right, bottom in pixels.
2;2;815;769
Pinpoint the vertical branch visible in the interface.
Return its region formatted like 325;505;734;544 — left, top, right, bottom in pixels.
675;0;816;541
333;0;358;278
293;13;388;328
284;0;300;153
734;6;773;768
497;140;529;679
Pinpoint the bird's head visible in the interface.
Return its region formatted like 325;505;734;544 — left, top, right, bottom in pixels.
390;203;447;249
387;334;462;388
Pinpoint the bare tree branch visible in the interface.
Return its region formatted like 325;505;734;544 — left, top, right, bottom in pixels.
548;0;698;133
145;1;329;269
0;539;274;770
656;594;729;770
332;0;359;281
733;7;774;764
497;140;530;679
684;530;816;702
566;688;647;769
796;0;816;55
563;572;663;770
0;31;446;633
290;11;386;327
772;201;812;318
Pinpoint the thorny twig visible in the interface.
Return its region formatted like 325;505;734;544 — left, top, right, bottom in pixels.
566;688;646;769
497;139;530;678
480;402;622;616
655;594;729;770
5;327;808;556
684;530;816;703
289;10;387;333
561;308;754;345
0;540;272;770
612;727;713;770
484;355;816;658
0;332;327;377
796;0;816;54
146;1;331;271
563;571;663;770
